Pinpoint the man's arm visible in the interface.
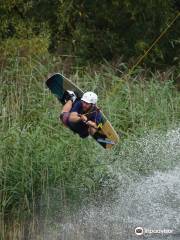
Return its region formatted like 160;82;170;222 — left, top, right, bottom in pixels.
86;120;98;129
69;112;88;123
66;100;82;122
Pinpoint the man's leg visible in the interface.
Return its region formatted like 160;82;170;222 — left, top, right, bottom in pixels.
61;100;73;113
60;100;73;126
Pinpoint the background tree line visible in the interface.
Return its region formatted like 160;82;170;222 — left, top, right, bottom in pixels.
0;0;179;66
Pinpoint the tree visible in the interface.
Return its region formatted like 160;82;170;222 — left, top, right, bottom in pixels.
48;0;179;65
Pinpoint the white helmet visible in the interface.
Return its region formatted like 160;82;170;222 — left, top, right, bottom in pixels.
81;91;98;104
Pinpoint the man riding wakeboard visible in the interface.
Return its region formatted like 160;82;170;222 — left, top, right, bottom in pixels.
60;91;102;138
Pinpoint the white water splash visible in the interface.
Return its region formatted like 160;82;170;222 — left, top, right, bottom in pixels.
42;128;180;240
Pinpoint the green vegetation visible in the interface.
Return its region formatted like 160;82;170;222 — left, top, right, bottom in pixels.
0;38;180;238
0;1;179;65
50;0;180;65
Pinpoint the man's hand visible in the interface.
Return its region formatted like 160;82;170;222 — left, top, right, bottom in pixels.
86;120;98;129
79;114;88;122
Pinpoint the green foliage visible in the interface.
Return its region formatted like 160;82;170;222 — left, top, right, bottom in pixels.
107;79;180;134
0;0;48;39
0;1;31;38
48;0;180;65
0;1;179;66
